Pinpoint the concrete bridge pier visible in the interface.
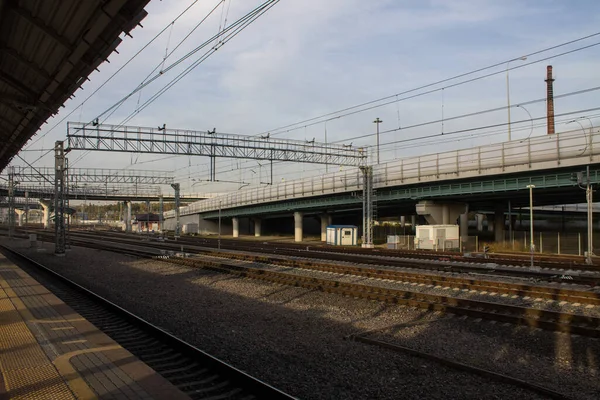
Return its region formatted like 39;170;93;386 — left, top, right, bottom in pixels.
125;201;132;233
232;217;239;238
460;212;469;248
15;209;25;226
475;213;485;231
416;201;466;225
294;212;303;242
494;205;505;244
400;216;406;228
253;218;262;237
320;214;332;242
39;200;51;229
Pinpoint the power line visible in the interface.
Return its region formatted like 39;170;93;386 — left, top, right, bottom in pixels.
267;40;600;137
22;0;203;152
262;31;600;137
170;83;600;179
186;34;600;180
70;0;231;166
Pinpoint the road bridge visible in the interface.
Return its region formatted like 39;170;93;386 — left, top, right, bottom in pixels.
164;127;600;242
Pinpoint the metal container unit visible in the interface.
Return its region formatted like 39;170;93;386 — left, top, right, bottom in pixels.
326;225;358;246
415;225;459;250
182;222;199;234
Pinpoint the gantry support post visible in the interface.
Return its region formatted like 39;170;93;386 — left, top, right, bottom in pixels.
159;195;164;232
171;183;180;238
24;191;29;225
360;166;374;248
7;167;15;238
54;141;66;256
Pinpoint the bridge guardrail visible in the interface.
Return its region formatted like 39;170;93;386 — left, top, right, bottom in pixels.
165;128;598;219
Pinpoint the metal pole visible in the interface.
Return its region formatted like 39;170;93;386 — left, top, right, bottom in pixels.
527;184;535;267
508;200;512;249
506;63;512;141
218;201;221;250
373;118;382;164
159;195;164;234
587;165;593;264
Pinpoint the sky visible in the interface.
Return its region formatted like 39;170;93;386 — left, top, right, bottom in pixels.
13;0;600;197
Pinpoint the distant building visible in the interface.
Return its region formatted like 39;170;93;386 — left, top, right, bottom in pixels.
134;213;161;232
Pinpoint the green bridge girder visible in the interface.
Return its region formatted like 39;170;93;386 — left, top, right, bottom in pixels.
199;167;600;219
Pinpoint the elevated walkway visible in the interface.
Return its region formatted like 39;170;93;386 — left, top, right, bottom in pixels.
0;252;189;399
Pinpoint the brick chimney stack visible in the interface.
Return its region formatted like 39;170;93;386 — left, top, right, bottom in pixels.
545;65;555;135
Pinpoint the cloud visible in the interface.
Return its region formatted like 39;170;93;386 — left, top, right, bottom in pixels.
13;0;600;195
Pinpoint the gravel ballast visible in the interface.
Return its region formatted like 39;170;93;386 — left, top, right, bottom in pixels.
3;238;598;399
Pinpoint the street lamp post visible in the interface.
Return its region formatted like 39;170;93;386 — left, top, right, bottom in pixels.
516;104;534;140
586;165;593;265
526;184;535;268
506;56;527;141
568;119;594;264
373;118;383;164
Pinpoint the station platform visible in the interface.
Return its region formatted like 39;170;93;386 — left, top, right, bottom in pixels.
0;253;189;400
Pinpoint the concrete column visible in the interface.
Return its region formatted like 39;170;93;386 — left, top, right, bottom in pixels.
320;214;332;242
494;205;505;244
400;216;406;228
460;213;469;247
24;191;29;224
253;218;262;237
294;211;303;242
15;209;25;226
442;204;450;225
475;213;484;232
411;215;416;231
232;217;239;238
126;201;132;233
39;199;51;229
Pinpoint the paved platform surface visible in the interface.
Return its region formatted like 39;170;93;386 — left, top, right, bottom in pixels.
0;252;190;400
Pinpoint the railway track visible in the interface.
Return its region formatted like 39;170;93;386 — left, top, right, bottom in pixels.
29;236;600;339
23;230;600;306
22;228;600;287
162;234;600;271
0;245;294;400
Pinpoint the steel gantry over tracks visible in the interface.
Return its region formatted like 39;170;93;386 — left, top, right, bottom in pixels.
6;166;174;185
65;122;376;246
66;122;367;167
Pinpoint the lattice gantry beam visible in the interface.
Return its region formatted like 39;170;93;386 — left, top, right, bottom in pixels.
7;166;174;185
66;122;367;167
0;184;163;198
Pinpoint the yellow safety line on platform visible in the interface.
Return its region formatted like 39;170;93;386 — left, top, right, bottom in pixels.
53;345;122;400
0;271;98;399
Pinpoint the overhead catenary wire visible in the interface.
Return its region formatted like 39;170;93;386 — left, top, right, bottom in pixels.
164;84;600;179
22;0;204;152
261;31;600;137
266;40;600;137
168;107;600;182
93;0;279;128
116;0;279;127
187;34;600;181
70;0;280;168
